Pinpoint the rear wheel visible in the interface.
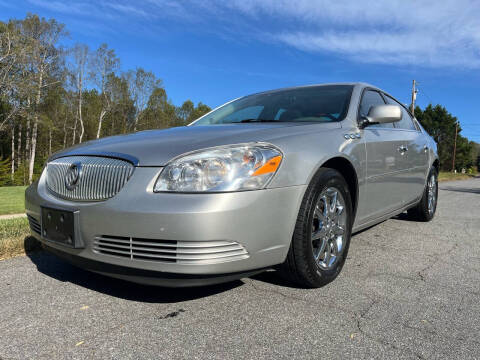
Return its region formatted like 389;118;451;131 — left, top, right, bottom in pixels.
280;168;353;288
407;167;438;222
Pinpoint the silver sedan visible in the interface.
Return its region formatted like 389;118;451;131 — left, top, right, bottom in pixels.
25;83;439;287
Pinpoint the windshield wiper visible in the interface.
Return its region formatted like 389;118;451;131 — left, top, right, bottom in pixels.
239;118;279;123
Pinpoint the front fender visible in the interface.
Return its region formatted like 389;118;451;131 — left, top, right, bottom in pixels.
266;127;364;189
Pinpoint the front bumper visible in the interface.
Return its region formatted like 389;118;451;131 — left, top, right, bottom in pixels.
25;167;306;285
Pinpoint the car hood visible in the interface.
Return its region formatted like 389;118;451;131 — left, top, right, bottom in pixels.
50;123;340;166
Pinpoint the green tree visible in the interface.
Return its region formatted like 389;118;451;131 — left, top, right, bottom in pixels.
415;104;474;171
0;13;213;186
190;102;211;122
473;142;480;169
176;99;194;125
89;43;119;138
81;89;102;141
175;100;210;125
16;14;67;183
143;87;177;129
105;73;135;135
124;67;162;131
68;43;89;144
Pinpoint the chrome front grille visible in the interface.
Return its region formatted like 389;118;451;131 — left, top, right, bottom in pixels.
27;215;41;235
46;156;134;201
93;235;249;265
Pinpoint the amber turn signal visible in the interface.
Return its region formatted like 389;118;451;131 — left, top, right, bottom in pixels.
252;155;282;176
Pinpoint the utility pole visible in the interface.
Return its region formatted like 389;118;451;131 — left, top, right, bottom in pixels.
452;122;458;172
410;79;417;114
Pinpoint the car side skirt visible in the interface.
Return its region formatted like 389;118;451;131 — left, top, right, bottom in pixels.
352;197;421;234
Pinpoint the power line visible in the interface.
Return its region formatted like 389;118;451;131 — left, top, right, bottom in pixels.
415;81;435;104
417;87;434;105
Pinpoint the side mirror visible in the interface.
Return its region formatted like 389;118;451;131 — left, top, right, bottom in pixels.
361;105;402;128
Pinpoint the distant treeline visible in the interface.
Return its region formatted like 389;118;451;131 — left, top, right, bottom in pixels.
414;105;478;173
0;14;211;186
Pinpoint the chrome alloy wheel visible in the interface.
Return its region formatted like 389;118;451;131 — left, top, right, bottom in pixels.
311;187;347;270
427;173;437;215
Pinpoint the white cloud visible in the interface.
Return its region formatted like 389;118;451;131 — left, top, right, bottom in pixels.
278;30;480;68
27;0;93;15
26;0;480;68
220;0;480;68
105;3;150;18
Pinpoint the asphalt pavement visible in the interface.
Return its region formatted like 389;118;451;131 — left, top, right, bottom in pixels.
0;178;479;359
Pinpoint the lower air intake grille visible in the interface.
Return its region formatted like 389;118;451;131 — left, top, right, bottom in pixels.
27;215;41;235
93;235;249;265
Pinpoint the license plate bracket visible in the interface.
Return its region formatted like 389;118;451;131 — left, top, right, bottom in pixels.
41;207;79;248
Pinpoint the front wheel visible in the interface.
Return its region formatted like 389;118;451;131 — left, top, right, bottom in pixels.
407;167;438;222
280;168;353;288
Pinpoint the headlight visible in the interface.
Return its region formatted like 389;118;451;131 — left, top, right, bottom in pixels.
154;144;283;192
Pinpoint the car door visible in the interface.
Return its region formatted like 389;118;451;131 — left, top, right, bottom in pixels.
356;90;410;224
383;95;429;203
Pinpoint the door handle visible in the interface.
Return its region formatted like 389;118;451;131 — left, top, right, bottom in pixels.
423;144;429;152
398;145;408;154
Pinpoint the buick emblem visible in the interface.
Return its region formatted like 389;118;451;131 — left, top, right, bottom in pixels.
65;162;82;190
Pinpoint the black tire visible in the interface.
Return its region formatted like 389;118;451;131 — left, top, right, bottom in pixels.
280;168;353;288
407;167;438;222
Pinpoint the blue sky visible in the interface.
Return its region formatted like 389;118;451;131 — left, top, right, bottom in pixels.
2;0;480;141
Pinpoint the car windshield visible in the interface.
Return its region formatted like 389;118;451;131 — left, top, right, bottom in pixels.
192;85;353;125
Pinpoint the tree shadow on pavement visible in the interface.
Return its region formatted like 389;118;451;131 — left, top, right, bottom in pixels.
25;244;243;304
439;187;480;194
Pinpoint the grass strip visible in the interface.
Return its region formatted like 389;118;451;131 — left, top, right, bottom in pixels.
0;217;39;260
0;186;27;215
